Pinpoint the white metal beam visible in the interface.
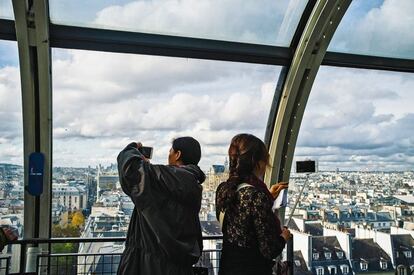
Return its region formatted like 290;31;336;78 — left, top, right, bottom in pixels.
264;2;351;269
265;0;351;184
12;0;52;240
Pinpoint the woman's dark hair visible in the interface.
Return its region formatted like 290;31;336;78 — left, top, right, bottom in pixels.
172;136;202;165
219;133;269;208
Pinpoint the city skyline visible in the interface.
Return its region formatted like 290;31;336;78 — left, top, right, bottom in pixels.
0;154;413;273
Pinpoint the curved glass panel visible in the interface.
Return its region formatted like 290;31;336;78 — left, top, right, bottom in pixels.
329;0;414;59
49;0;307;46
0;0;13;19
297;66;414;170
0;40;23;272
51;47;281;262
289;66;414;269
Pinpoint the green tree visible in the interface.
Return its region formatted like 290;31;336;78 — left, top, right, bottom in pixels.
50;243;77;274
51;224;81;274
52;224;80;237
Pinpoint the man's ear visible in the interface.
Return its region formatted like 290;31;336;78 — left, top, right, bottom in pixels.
175;150;182;161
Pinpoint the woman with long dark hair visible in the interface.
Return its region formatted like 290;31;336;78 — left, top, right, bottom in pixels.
216;133;291;275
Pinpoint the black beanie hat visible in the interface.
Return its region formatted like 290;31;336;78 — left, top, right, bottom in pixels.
172;136;202;165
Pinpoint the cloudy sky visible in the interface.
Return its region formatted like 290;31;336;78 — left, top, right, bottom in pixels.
0;0;414;171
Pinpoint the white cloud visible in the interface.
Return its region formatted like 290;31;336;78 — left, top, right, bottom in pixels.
93;0;306;45
295;67;414;171
2;1;414;172
0;65;23;165
50;46;280;168
330;0;414;58
0;66;21;113
0;143;23;165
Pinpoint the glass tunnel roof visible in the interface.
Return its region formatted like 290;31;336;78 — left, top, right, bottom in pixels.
1;0;413;168
329;0;414;60
48;0;308;46
51;48;281;168
295;65;414;171
1;1;414;272
2;0;413;60
1;1;413;166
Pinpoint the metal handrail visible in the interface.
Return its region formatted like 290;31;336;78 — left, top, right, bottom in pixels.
38;252;123;257
0;256;10;275
35;249;222;274
39;249;221;257
9;235;223;273
13;235;222;245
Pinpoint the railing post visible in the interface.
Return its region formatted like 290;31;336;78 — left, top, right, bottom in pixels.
19;243;26;274
25;246;42;273
36;254;40;275
6;256;10;275
12;236;221;274
287;238;294;275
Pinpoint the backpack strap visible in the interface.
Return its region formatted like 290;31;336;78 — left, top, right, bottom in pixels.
219;183;254;230
218;211;226;231
236;182;253;191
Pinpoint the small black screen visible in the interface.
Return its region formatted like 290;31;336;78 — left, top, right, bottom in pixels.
139;146;153;159
296;160;316;173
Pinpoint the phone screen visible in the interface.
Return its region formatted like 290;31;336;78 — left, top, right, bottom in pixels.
139;146;153;159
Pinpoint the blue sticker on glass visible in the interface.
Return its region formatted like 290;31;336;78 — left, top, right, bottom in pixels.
28;152;44;196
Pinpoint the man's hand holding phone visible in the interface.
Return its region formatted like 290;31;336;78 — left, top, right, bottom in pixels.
135;142;153;161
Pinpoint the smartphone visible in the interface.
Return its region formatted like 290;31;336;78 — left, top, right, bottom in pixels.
296;160;316;173
139;146;153;159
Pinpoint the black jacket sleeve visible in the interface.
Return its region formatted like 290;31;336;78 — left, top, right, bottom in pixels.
117;142;155;210
0;228;8;251
117;142;203;210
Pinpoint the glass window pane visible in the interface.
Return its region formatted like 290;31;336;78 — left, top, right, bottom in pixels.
329;0;414;59
0;40;23;272
291;66;414;263
0;0;13;19
49;0;308;46
296;66;414;170
51;47;281;257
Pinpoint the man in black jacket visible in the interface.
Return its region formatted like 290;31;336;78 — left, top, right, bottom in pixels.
117;137;206;275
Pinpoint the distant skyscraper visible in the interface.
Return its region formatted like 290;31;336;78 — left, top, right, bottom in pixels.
224;157;229;172
96;165;101;202
96;165;119;202
0;166;5;181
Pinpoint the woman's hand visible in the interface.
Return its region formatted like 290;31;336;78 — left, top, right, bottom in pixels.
269;182;288;199
280;227;292;242
2;227;18;242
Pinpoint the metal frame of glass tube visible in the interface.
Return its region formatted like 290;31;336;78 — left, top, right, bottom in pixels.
0;1;414;273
